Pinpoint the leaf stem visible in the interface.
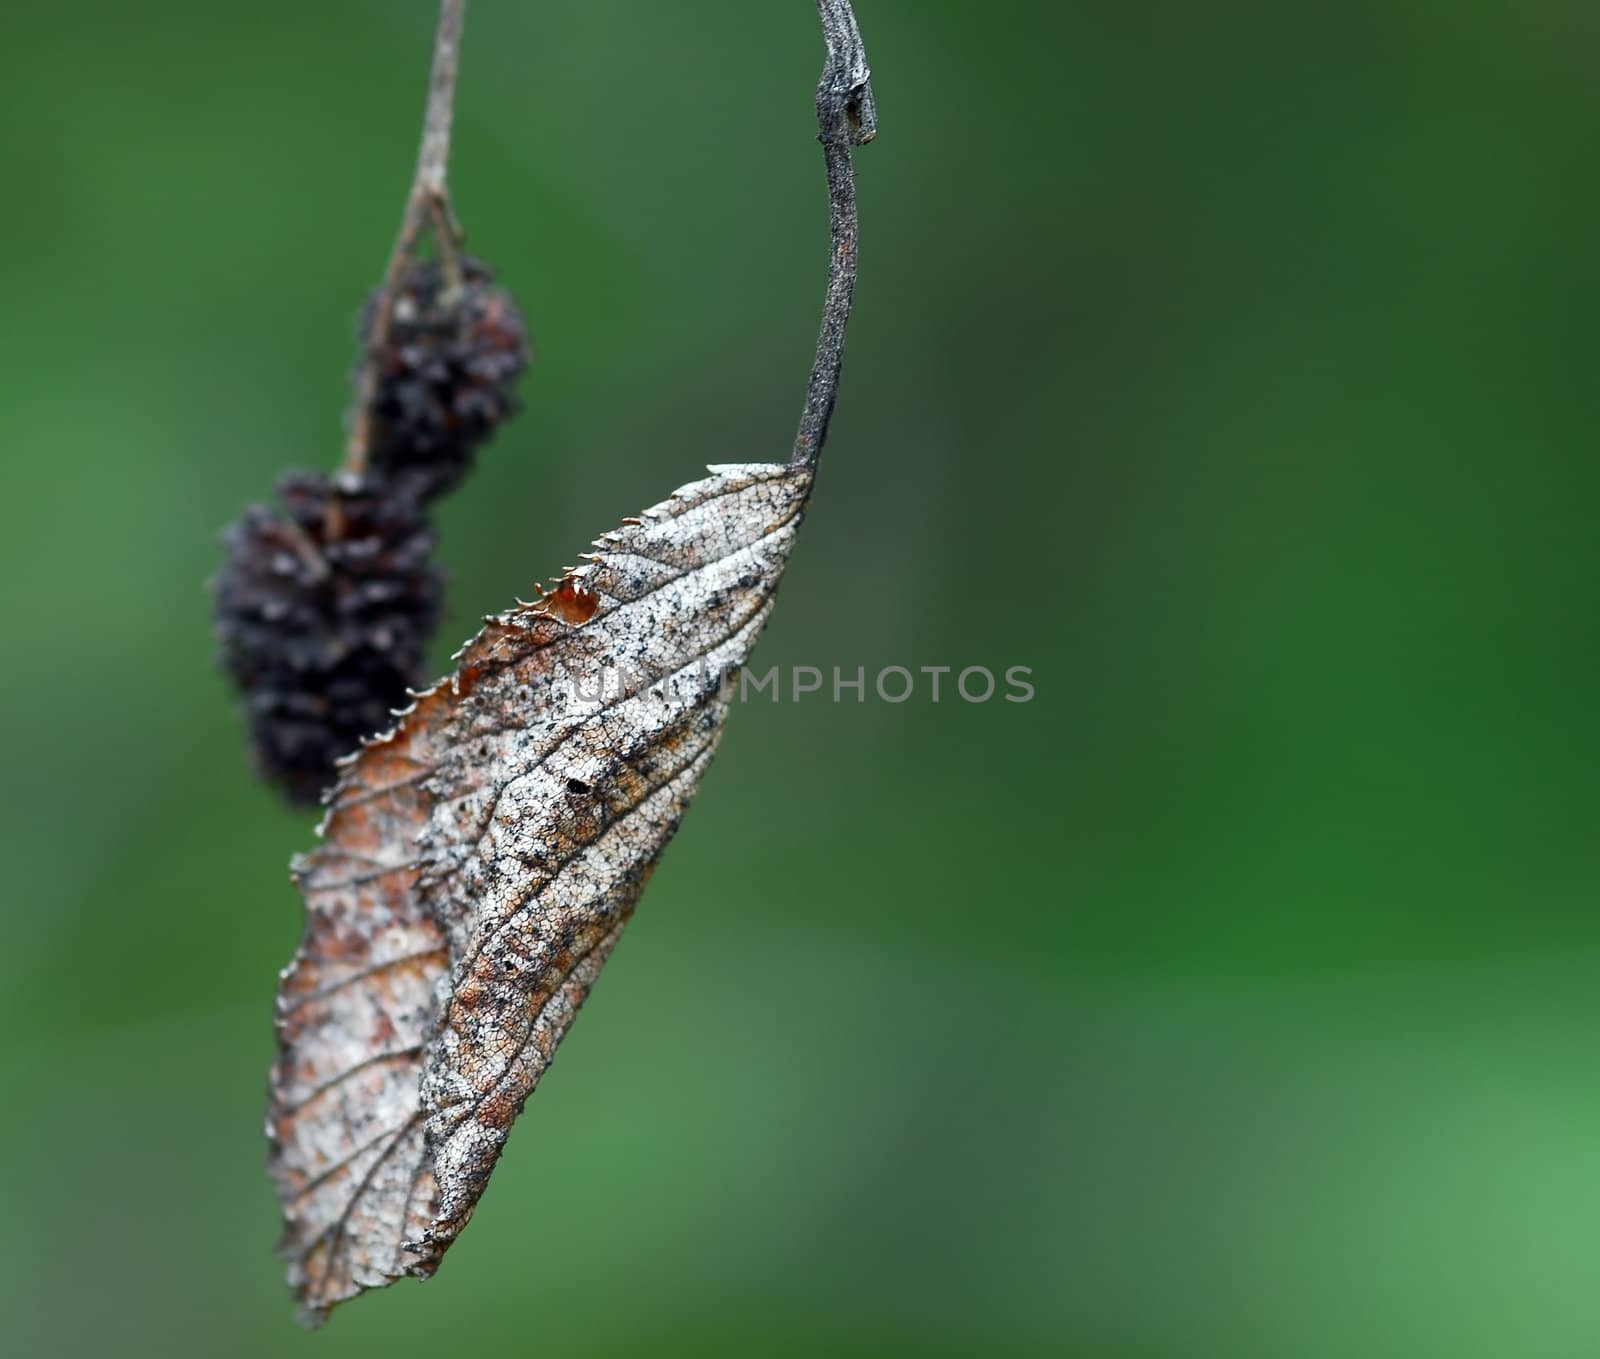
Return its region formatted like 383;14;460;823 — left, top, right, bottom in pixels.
791;0;877;469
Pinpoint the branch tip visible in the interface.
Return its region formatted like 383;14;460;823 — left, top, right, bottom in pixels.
816;0;876;146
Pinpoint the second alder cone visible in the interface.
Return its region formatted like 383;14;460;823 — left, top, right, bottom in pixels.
213;471;444;804
362;256;531;503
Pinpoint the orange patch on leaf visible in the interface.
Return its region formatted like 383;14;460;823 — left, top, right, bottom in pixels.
538;577;600;626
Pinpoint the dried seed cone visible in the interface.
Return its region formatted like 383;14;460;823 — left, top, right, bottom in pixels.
362;256;530;502
213;471;443;804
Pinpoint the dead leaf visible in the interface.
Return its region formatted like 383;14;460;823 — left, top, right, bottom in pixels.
268;461;814;1323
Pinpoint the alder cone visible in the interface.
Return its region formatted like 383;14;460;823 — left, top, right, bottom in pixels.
362;257;530;502
213;471;443;804
268;459;813;1323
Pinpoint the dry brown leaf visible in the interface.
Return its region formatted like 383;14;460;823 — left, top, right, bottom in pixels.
268;461;814;1322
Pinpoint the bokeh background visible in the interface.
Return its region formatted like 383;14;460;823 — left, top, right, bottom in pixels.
2;1;1598;1354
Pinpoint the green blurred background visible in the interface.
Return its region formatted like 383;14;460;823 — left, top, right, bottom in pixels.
2;1;1597;1354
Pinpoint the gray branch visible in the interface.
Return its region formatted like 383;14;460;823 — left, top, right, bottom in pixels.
344;0;468;477
414;0;465;198
792;0;877;469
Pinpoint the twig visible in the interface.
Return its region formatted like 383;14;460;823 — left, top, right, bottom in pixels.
344;0;469;478
792;0;877;469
